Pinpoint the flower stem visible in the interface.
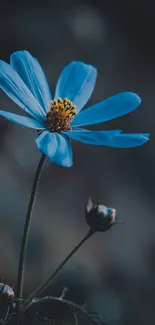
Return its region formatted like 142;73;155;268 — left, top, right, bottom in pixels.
16;154;46;301
24;228;95;309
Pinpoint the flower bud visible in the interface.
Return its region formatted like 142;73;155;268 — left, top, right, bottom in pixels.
0;283;14;323
85;198;116;232
0;283;14;303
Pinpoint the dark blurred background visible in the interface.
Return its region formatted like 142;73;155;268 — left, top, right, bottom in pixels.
0;0;155;324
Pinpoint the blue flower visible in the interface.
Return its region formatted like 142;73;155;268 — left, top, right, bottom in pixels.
0;50;149;167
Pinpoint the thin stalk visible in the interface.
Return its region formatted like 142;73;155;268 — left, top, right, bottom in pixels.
16;154;46;301
25;228;95;309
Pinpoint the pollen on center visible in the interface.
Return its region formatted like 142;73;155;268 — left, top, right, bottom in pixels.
46;97;77;132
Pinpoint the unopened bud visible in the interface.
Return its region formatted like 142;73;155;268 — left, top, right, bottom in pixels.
0;283;14;303
85;198;116;232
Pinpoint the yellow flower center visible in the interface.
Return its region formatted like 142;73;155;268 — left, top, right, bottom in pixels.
46;97;77;132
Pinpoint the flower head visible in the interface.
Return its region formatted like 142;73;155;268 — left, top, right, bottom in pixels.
0;50;149;167
47;98;77;132
85;198;116;232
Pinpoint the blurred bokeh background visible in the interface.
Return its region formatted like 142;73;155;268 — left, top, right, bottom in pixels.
0;0;155;324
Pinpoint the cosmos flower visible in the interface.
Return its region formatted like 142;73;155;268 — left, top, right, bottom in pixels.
0;51;149;167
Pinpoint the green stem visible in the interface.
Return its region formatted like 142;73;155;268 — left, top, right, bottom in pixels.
16;154;46;301
25;228;95;309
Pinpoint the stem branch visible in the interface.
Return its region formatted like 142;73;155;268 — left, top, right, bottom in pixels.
25;228;95;309
16;154;46;301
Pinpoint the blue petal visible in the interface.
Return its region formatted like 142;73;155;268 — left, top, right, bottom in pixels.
102;133;150;148
64;129;149;147
68;128;122;135
64;128;123;145
0;110;45;129
10;50;52;113
36;131;73;167
54;61;97;112
0;60;46;122
71;92;141;127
